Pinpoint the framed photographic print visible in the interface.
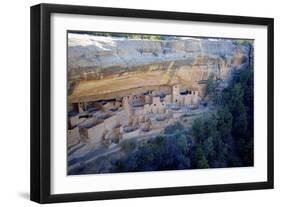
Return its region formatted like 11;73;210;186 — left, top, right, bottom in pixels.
30;3;274;203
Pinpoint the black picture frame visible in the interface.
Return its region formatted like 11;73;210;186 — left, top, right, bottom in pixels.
30;3;274;204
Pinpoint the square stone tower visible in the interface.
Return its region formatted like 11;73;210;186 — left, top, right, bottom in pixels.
172;85;180;103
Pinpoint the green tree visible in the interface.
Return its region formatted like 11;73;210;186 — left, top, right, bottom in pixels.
195;146;209;168
232;102;247;137
205;73;216;98
121;140;137;152
191;118;205;144
203;137;215;158
176;134;189;154
164;121;184;134
216;107;233;141
235;40;253;46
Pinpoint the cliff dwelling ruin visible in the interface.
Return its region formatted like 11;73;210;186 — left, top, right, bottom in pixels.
66;32;254;174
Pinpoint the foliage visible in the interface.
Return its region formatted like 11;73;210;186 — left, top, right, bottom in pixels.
110;130;193;172
70;31;166;40
235;39;254;46
164;121;184;134
121;140;137;152
192;67;254;167
205;73;217;97
195;146;209;168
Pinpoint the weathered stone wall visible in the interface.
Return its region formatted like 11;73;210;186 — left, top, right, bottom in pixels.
104;115;118;131
87;122;105;146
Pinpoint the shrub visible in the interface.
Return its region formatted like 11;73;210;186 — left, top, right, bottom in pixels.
121;140;137;152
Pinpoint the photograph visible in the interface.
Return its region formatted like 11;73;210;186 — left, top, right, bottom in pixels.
67;31;254;175
29;3;274;203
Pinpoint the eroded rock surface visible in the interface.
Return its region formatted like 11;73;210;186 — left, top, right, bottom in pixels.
68;34;253;103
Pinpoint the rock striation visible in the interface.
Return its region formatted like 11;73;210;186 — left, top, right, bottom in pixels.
68;33;253;103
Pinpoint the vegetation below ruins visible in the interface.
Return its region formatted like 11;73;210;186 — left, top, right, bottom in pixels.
105;67;254;173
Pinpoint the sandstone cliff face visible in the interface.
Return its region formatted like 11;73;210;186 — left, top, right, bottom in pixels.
68;34;253;103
